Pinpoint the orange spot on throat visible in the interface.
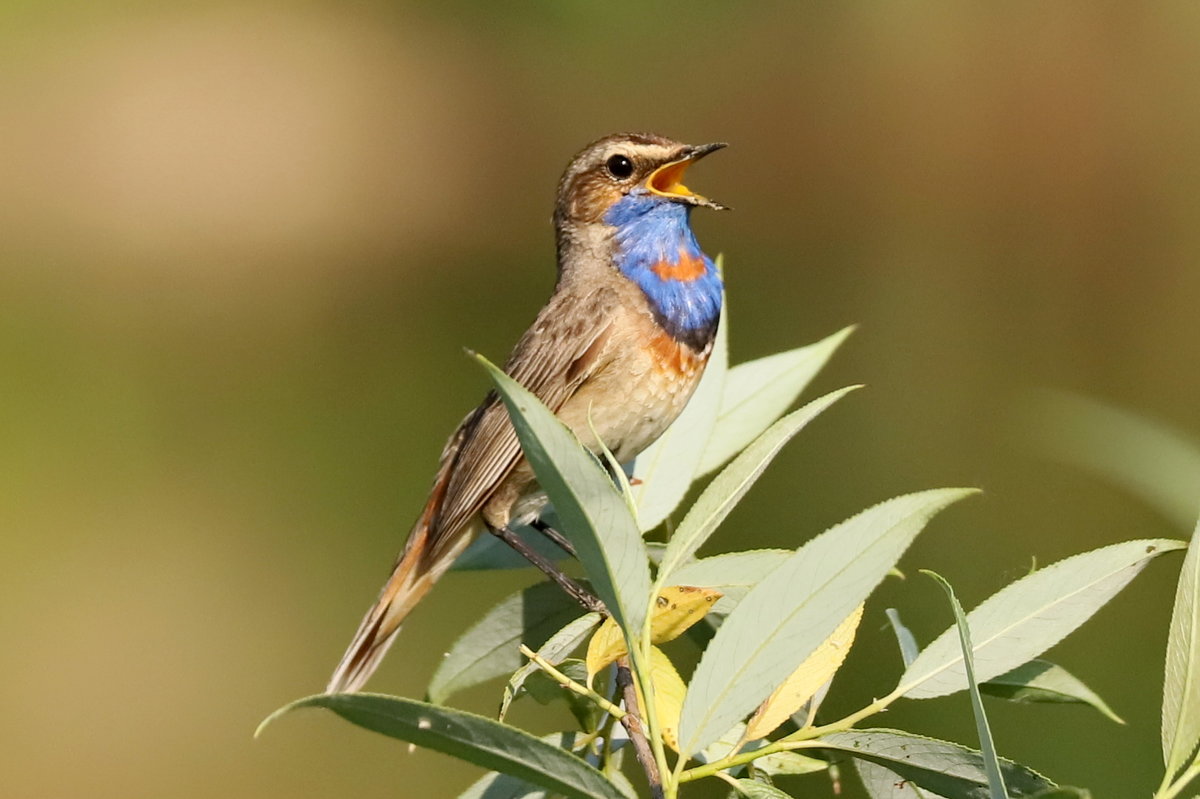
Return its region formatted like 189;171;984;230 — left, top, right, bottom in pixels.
650;249;707;282
648;328;702;375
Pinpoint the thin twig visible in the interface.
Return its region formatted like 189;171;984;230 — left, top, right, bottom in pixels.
517;644;625;719
616;659;665;799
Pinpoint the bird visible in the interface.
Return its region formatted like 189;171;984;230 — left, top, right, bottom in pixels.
327;132;727;694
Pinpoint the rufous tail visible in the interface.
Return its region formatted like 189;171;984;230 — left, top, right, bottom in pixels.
325;516;476;694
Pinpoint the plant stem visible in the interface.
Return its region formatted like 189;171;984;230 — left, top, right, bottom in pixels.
517;644;625;719
630;601;675;798
677;689;902;784
616;660;665;799
679;739;825;784
1156;760;1200;799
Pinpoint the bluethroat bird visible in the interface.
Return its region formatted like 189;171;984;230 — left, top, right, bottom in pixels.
327;133;727;693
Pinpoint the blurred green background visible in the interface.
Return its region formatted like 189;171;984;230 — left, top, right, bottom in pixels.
3;2;1198;797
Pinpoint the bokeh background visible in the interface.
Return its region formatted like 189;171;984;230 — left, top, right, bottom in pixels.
4;3;1199;797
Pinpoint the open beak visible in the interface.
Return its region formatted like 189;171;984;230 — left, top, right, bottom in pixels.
646;142;728;210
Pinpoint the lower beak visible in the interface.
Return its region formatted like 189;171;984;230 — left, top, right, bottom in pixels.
646;142;729;210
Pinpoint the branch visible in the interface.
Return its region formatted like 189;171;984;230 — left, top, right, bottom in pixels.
517;644;625;719
617;659;665;799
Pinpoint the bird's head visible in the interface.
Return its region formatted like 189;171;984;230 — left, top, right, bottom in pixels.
554;133;727;229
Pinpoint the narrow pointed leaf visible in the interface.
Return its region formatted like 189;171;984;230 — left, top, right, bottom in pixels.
500;612;601;721
885;608;920;669
635;646;686;752
429;582;582;704
745;604;864;740
732;780;796;799
606;768;638;799
259;694;629;799
980;659;1123;724
645;541;668;565
657;387;859;585
924;571;1007;799
698;325;855;476
458;771;550;799
817;729;1054;798
754;750;828;777
669;550;791;614
524;660;602;731
1164;516;1200;773
678;488;977;755
478;355;652;638
457;732;585;799
631;299;728;532
696;721;750;765
856;759;950;798
900;539;1185;699
1023;391;1200;529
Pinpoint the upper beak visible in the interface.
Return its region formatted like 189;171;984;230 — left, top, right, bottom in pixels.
646;142;729;210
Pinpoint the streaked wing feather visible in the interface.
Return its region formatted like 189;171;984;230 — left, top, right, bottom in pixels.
430;286;620;541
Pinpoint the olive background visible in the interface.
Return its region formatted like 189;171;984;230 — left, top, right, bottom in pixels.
3;3;1198;797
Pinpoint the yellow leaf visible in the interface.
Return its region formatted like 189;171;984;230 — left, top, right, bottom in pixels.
744;603;864;740
651;585;723;642
585;586;722;682
633;646;687;752
585;620;625;684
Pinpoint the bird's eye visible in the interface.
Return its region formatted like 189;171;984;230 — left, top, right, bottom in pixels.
605;154;634;180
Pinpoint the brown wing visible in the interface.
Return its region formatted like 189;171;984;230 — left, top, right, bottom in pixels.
427;284;620;547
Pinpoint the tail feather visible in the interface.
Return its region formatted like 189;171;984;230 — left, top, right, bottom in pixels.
326;516;480;695
327;404;488;693
325;547;425;694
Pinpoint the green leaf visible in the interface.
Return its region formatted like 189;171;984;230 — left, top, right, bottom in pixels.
655;387;859;586
477;355;652;639
900;539;1186;699
732;779;796;798
1023;391;1200;529
980;659;1123;724
1164;516;1200;775
645;541;668;565
698;325;855;476
1027;788;1093;798
630;299;728;532
818;729;1053;798
458;769;551;799
753;750;828;777
457;732;599;799
428;582;582;704
856;759;949;798
500;612;601;721
695;720;750;765
745;604;864;740
668;549;790;614
524;660;603;731
885;608;920;669
259;694;629;799
677;488;977;755
923;571;1007;799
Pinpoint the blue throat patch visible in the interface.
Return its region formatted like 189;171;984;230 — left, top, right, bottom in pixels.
605;192;723;350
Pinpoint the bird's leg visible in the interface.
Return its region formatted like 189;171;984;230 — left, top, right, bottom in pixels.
531;518;576;557
491;525;604;614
